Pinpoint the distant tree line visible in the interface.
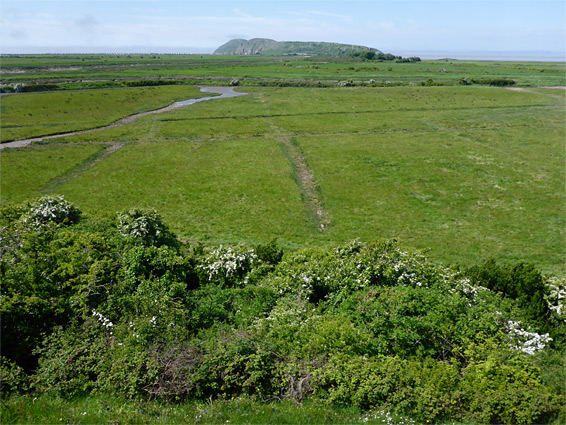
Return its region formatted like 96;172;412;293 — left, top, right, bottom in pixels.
460;77;516;86
350;50;421;62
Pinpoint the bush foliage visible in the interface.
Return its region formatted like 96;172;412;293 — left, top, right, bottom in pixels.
1;197;564;424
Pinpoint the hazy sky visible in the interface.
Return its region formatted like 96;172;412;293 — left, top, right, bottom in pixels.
1;0;565;56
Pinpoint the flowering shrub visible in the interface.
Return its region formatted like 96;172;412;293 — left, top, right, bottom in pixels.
117;208;176;247
545;276;566;321
22;195;81;227
198;245;258;287
92;310;114;335
506;320;553;355
449;277;489;304
252;295;317;354
265;240;457;305
262;240;562;362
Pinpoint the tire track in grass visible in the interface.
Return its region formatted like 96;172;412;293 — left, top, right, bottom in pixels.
39;143;125;194
258;93;330;231
506;86;566;101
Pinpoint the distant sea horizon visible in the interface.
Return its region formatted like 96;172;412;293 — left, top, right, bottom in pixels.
395;50;566;62
1;46;564;62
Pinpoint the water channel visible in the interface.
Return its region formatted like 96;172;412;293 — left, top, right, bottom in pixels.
0;86;247;149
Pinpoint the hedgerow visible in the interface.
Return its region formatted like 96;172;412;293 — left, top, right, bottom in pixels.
1;196;564;424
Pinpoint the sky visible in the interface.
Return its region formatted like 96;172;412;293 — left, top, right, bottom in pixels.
1;0;565;59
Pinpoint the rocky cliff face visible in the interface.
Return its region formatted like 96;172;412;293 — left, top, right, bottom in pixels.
214;38;381;56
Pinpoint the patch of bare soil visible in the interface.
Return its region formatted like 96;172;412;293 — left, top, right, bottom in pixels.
506;86;566;92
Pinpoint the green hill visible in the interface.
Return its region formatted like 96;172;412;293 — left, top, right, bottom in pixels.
214;38;381;56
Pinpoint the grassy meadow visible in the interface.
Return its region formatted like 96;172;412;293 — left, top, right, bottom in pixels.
1;62;563;274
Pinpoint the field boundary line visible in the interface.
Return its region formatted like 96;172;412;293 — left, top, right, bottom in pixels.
39;143;125;194
153;103;552;123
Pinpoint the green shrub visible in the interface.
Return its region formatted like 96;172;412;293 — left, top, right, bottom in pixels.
21;83;59;92
460;355;565;424
120;244;194;287
197;330;277;399
1;219;118;371
182;284;278;333
0;202;28;225
0;358;30;395
314;354;461;421
464;260;553;330
254;239;284;265
97;341;161;399
421;78;445;86
33;322;110;397
533;348;566;406
473;78;516;86
315;352;564;423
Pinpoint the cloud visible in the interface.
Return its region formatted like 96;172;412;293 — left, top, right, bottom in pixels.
282;9;351;21
233;9;253;19
74;14;98;32
301;10;352;20
9;29;27;40
73;15;100;34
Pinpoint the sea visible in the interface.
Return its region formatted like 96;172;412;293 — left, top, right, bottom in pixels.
395;51;565;62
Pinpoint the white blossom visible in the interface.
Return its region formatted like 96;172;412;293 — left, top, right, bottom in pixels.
505;320;552;355
92;310;114;334
199;245;258;286
545;276;566;320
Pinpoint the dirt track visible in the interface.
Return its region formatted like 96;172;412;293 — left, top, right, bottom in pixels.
506;86;566;93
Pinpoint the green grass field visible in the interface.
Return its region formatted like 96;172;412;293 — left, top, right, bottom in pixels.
2;394;426;425
0;85;207;142
1;56;564;275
